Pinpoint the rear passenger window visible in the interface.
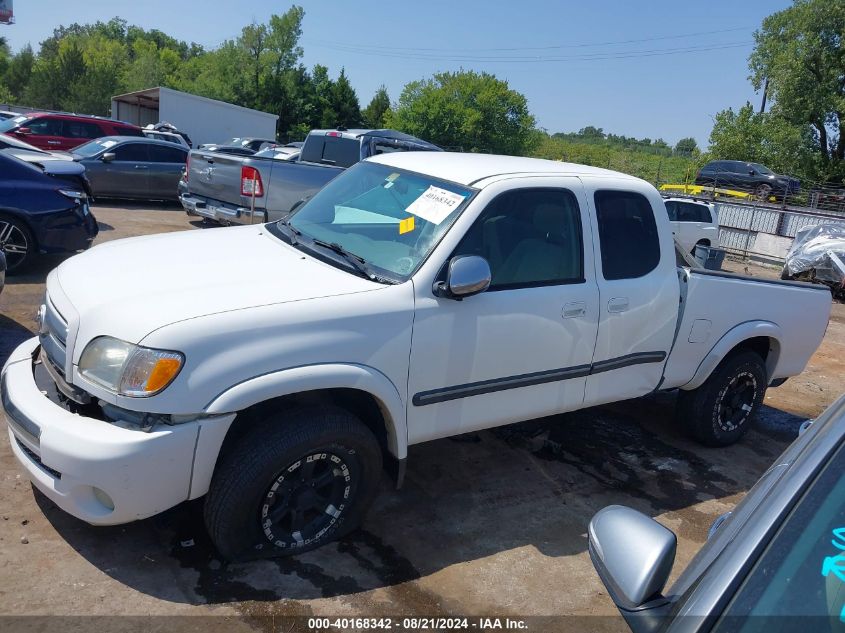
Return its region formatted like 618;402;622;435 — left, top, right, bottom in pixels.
594;190;660;280
65;121;101;139
452;188;584;290
679;202;711;223
147;145;187;163
113;143;149;162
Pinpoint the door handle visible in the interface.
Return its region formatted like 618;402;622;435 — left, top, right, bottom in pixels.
607;297;629;313
134;165;148;169
47;141;60;145
562;301;587;318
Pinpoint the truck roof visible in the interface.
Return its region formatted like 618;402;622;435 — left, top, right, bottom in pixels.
308;128;440;150
366;151;644;187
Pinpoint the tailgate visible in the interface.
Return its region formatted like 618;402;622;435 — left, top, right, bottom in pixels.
187;151;247;204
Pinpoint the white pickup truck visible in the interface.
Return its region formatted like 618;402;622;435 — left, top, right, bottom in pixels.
1;153;831;559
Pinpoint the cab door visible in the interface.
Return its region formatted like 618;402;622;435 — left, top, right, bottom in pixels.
16;116;65;151
406;178;600;444
93;142;151;198
582;186;679;407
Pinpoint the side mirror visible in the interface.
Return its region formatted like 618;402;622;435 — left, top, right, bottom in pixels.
589;506;676;611
433;255;491;300
101;152;116;163
749;169;756;176
16;127;31;135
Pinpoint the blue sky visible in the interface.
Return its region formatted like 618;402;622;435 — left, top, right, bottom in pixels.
1;1;792;148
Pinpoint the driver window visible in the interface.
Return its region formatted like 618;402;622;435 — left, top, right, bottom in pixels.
452;188;584;290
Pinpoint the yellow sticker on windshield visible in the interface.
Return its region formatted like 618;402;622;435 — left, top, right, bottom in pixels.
386;173;400;182
399;216;415;234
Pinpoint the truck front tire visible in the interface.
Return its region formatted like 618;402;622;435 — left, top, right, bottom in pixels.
204;405;382;560
676;350;767;447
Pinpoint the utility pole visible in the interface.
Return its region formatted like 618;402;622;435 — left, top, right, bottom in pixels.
759;77;769;114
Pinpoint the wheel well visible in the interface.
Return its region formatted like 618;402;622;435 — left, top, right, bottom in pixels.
696;238;711;246
734;336;771;362
731;336;779;378
216;388;393;470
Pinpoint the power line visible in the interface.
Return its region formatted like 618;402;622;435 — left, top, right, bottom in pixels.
306;41;753;64
305;26;752;54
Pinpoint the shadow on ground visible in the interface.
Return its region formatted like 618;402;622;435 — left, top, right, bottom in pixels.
34;392;804;611
91;200;182;211
0;314;33;364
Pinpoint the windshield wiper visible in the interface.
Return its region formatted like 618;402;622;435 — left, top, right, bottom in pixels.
310;238;394;284
277;217;301;245
311;238;372;278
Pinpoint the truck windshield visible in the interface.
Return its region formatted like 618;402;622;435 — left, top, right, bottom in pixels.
285;161;475;280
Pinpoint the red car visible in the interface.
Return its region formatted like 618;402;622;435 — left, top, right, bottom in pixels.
0;112;143;151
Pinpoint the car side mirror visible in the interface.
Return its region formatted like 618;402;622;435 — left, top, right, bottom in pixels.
433;255;491;300
16;127;31;135
101;152;116;163
749;169;756;175
589;506;676;611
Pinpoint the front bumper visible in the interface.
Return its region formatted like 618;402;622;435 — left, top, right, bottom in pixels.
1;337;234;525
179;192;264;226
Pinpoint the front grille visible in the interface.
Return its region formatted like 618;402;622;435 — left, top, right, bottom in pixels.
39;295;68;375
16;437;61;479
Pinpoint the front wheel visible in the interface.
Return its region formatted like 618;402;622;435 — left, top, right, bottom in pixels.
755;183;773;201
0;215;35;274
204;406;383;560
676;350;767;447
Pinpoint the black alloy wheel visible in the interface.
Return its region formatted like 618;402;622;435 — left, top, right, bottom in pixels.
260;450;356;549
0;216;33;273
716;372;758;434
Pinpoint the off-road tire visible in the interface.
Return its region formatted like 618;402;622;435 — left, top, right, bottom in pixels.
676;350;767;447
204;405;382;560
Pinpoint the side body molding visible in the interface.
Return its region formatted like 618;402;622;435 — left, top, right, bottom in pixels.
204;363;408;459
680;320;782;391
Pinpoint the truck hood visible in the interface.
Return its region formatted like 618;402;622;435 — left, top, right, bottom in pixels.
53;224;381;352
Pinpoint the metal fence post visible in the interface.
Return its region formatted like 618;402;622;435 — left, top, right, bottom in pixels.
743;205;757;260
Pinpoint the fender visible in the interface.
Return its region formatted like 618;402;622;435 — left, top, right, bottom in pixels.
681;320;782;391
203;363;408;460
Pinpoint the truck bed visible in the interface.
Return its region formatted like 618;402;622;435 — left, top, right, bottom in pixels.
662;267;831;389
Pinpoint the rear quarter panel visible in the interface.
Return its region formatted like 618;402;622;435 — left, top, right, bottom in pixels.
662;270;831;389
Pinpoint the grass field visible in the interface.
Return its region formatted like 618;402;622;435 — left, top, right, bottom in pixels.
530;136;707;186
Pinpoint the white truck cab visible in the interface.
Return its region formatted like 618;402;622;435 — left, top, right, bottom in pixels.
1;153;831;559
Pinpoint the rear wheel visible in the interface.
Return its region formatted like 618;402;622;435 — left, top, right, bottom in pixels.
0;215;34;274
204;405;382;560
676;350;767;447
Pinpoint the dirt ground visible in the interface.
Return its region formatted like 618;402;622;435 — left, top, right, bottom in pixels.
0;203;843;631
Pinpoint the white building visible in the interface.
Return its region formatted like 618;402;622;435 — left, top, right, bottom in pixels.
111;86;279;147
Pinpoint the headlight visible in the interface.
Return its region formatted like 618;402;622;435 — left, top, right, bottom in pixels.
79;336;184;397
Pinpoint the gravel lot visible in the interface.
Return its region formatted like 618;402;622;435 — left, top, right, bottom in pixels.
1;202;843;631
